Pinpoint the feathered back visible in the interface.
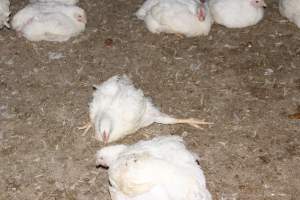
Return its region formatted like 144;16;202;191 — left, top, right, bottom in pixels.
121;135;198;166
209;0;264;28
89;75;149;142
143;0;213;36
89;75;138;121
279;0;300;28
0;0;10;28
135;0;159;20
108;136;212;200
11;2;86;41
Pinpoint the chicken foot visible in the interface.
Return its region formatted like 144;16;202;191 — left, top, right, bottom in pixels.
173;118;213;129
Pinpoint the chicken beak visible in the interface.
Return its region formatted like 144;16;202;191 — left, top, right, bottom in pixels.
198;7;206;21
102;131;109;144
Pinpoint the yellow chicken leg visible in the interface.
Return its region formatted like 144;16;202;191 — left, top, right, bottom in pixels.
174;118;213;129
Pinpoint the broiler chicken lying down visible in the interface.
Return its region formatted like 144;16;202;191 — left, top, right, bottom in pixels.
96;136;212;200
0;0;10;28
29;0;79;5
11;2;86;42
209;0;266;28
136;0;213;37
80;75;212;143
279;0;300;28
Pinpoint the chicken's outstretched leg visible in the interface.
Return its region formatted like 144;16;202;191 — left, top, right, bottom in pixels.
154;113;213;129
173;118;213;129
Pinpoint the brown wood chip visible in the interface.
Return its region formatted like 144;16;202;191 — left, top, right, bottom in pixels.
104;38;113;47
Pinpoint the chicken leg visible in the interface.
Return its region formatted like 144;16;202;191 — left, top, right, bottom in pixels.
173;118;213;129
153;113;213;129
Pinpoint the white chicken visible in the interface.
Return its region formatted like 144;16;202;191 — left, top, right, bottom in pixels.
136;0;159;20
0;0;10;28
279;0;300;28
79;75;212;143
96;136;212;200
11;2;86;42
29;0;79;5
209;0;266;28
136;0;213;37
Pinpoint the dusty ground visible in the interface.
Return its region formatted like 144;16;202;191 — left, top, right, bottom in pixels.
1;0;300;199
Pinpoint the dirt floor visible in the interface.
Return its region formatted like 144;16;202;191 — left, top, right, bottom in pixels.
1;0;300;199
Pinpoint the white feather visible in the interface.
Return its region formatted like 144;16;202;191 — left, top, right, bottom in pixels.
96;136;212;200
209;0;266;28
279;0;300;28
0;0;10;28
11;2;86;42
135;0;160;20
90;75;149;142
88;75;211;143
136;0;213;37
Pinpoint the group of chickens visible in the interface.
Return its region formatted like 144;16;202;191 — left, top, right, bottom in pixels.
0;0;299;41
1;0;299;199
78;74;212;200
